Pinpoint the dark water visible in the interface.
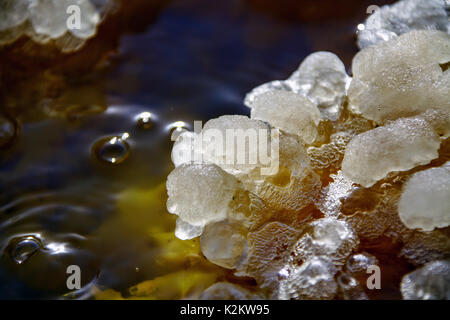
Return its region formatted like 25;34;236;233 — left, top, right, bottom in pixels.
0;0;394;299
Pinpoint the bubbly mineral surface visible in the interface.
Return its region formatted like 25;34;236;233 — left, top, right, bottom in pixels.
167;21;450;299
341;114;442;187
349;30;450;124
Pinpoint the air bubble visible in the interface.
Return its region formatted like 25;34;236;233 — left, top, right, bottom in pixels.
92;134;131;165
136;112;154;130
5;235;42;265
168;121;189;141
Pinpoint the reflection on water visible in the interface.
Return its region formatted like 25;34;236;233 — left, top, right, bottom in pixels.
0;0;394;299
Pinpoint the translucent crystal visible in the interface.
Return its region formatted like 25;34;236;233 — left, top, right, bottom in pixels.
31;0;100;38
419;109;450;139
398;163;450;231
174;218;203;240
245;52;350;121
166;163;239;227
400;260;450;300
291;218;359;267
251;91;321;144
278;257;338;300
349;30;450;123
201;115;273;176
244;80;291;108
0;0;30;31
346;252;379;277
342;115;441;187
200;220;247;269
287;51;351;121
276;131;311;174
357;0;450;49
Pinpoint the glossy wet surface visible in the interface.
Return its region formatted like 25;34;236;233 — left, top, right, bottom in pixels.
0;0;394;299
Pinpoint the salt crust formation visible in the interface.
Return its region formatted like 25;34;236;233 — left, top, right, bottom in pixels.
357;0;450;49
0;0;111;52
167;12;450;300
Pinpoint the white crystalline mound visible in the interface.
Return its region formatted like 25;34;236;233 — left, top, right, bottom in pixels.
171;115;275;177
278;257;338;300
200;220;247;269
400;260;450;300
0;0;104;51
166;163;239;227
174;218;203;240
29;0;100;39
202;115;273;175
342;115;441;187
357;0;450;49
251;91;321;144
420;108;450;139
349;30;450;123
287;52;351;120
245;52;350;120
292;218;359;267
398;163;450;231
